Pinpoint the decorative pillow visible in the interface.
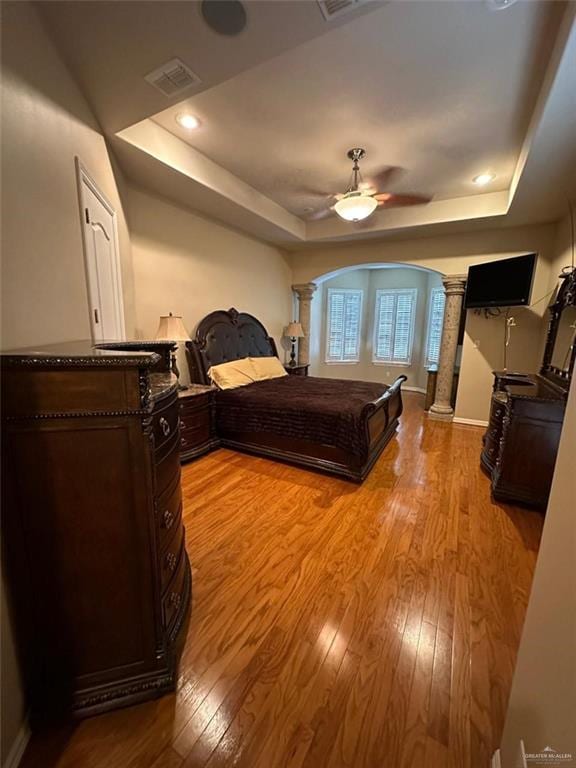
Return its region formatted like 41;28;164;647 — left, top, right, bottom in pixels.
208;358;256;390
249;356;288;381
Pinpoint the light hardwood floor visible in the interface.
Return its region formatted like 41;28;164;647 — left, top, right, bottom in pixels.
21;393;543;768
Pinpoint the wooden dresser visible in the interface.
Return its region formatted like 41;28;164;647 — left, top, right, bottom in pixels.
481;373;566;508
480;269;575;509
1;342;191;719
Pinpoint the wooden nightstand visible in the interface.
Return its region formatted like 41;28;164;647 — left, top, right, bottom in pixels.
178;385;219;463
284;364;309;377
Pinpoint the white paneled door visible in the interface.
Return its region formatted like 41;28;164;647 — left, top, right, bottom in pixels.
77;161;125;342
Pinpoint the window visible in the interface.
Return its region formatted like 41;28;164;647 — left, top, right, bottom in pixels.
425;287;446;367
325;289;363;363
373;288;417;365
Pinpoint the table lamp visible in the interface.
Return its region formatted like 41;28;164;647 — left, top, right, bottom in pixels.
155;312;190;390
285;322;304;367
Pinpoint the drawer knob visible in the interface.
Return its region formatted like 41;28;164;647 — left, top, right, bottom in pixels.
170;591;182;609
165;552;177;572
159;417;171;437
163;510;174;529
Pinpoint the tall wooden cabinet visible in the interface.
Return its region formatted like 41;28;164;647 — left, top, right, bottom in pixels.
1;342;191;719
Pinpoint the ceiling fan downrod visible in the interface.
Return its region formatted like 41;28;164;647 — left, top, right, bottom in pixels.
347;147;366;192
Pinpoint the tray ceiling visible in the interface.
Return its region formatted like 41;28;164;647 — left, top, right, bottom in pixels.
40;0;576;245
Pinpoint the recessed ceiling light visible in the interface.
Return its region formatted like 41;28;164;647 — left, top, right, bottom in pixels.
487;0;519;9
473;173;496;186
176;113;200;130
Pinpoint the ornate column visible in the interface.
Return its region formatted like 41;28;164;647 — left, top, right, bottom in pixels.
292;283;317;365
429;274;467;420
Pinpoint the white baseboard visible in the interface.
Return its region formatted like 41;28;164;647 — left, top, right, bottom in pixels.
3;721;30;768
453;416;489;427
491;749;502;768
403;386;426;394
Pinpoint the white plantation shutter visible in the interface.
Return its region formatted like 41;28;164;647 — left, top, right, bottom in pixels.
373;289;417;364
373;292;395;361
326;289;363;362
426;287;445;366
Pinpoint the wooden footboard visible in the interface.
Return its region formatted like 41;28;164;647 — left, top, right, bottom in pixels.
355;375;407;481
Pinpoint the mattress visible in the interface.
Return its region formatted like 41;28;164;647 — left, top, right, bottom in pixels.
215;375;390;458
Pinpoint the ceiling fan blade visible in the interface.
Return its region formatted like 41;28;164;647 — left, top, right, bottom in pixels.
306;207;334;221
295;186;335;199
365;166;404;191
375;193;432;207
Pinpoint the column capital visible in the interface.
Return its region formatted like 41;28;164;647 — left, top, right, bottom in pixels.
292;282;317;300
441;274;467;295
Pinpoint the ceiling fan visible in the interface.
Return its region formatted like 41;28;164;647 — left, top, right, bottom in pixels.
308;148;431;223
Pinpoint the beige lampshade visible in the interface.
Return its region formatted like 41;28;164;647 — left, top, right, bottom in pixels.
155;313;190;342
285;322;304;338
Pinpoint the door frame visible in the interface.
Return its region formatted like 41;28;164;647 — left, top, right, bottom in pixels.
75;157;126;341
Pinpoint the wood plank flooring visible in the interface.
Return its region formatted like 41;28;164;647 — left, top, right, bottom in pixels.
21;394;543;768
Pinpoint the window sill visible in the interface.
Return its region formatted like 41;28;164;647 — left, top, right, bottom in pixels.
324;360;360;365
372;360;411;367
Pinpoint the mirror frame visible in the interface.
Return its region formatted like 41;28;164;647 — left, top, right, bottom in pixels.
540;268;576;391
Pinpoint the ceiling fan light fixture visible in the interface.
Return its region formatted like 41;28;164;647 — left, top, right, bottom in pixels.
334;191;378;222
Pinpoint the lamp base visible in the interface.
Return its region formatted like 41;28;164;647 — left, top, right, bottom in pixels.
171;349;188;390
289;338;297;367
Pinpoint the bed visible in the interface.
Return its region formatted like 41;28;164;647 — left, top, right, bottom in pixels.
186;308;406;482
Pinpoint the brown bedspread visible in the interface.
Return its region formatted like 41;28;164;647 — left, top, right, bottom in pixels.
215;375;390;458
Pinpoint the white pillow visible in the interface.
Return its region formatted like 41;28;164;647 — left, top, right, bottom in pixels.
249;356;288;381
208;358;256;390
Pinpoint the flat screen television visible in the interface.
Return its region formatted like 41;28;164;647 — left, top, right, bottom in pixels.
464;253;537;309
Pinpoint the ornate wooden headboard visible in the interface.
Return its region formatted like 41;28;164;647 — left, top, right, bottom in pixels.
186;307;279;385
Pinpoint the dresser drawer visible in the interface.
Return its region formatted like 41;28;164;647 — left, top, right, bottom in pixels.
180;408;210;434
181;425;212;452
153;396;180;451
157;475;182;551
155;434;181;497
180;392;211;416
490;397;507;425
162;550;187;631
160;525;185;593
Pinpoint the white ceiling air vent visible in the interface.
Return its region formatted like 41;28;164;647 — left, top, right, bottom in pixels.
317;0;367;21
144;58;201;97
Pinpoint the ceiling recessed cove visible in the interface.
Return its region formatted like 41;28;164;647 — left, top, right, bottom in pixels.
201;0;247;36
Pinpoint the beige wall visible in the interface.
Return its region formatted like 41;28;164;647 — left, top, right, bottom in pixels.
289;224;556;422
499;373;575;767
455;253;552;424
129;186;292;383
549;211;575;279
312;267;442;390
0;1;135;351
